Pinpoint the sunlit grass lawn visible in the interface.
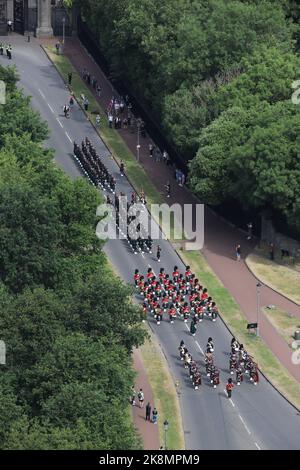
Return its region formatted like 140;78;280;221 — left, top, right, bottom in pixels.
246;253;300;305
263;306;300;348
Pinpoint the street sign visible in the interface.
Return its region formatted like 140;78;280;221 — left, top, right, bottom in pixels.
247;322;258;330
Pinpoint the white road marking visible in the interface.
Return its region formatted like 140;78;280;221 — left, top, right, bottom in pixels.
65;132;72;143
57;118;63;128
239;414;251;434
148;264;156;276
38;88;46;99
141;253;145;258
255;442;261;450
48;103;54;113
229;398;235;408
195;341;204;354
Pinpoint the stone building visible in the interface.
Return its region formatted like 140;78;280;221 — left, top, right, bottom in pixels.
0;0;74;37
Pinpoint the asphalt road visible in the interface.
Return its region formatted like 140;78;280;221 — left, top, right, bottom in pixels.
3;36;300;450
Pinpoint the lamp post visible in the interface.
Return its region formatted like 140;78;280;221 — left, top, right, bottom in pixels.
62;17;66;46
256;282;262;337
136;119;141;162
163;420;169;450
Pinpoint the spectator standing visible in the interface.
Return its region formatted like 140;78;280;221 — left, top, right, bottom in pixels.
108;114;113;128
96;114;101;127
269;242;275;261
163;150;168;165
130;386;136;406
247;222;253;240
165;152;171;166
155;147;161;162
152;408;158;424
145;402;151;421
83;97;89;111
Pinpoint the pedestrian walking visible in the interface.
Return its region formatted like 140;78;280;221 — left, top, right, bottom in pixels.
96;84;102;97
156;245;161;262
120;160;125;176
235;244;241;261
165;182;171;198
96;114;101;127
138;388;144;408
108;114;113;128
226;378;234;398
68;72;72;86
55;42;60;55
7;20;13;32
145;402;151;421
152;407;158;424
269;242;275;261
83;97;89;111
63;104;70;118
163;150;168;164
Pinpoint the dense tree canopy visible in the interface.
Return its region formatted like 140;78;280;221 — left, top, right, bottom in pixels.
75;0;300;236
0;65;144;449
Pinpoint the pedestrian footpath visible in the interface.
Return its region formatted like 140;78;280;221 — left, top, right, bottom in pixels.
40;36;300;383
132;349;160;450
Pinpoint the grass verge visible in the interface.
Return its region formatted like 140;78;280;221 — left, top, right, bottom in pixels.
178;249;300;411
262;306;300;348
139;325;185;450
246;253;300;305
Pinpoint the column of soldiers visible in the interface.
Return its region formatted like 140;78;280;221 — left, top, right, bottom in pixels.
0;43;12;60
113;191;153;254
73;138;116;192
